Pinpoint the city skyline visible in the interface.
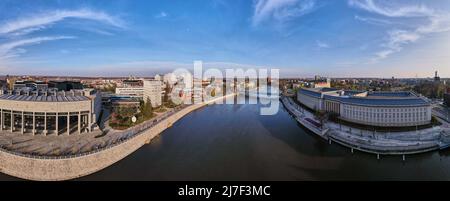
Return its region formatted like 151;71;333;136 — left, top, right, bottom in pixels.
0;0;449;77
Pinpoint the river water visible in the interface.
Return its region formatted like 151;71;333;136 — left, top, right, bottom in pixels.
2;97;450;180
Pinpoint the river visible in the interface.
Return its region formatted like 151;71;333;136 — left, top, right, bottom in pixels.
2;96;450;180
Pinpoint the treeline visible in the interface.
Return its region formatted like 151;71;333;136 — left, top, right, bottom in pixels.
413;82;448;99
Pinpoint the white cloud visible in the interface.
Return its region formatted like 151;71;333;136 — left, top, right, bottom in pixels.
316;40;329;48
0;36;75;60
0;9;124;35
348;0;434;17
354;15;393;26
252;0;316;26
155;11;168;19
349;0;450;62
0;8;123;64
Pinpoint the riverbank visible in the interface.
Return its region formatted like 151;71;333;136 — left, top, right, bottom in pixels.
280;96;450;156
0;93;235;181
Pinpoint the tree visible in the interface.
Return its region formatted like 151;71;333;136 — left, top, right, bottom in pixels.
210;88;216;97
102;83;117;93
315;110;328;129
163;83;172;103
140;97;154;119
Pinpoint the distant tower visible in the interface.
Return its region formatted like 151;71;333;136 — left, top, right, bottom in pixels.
434;70;440;82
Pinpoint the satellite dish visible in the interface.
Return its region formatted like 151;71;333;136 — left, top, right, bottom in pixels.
132;116;137;123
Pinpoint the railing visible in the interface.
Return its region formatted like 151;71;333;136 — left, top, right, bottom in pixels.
0;104;190;160
329;133;439;153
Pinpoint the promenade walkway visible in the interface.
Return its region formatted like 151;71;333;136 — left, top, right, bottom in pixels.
281;96;450;155
0;105;187;156
0;93;236;180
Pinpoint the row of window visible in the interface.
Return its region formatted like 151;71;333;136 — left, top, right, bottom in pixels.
342;108;428;123
343;105;427;113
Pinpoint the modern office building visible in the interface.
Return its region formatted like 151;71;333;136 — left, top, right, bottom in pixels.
13;80;48;91
111;98;141;113
48;80;84;91
297;87;432;127
143;80;162;107
0;88;101;135
115;87;144;98
122;79;143;88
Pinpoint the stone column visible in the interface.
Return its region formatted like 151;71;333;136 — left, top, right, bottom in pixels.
32;112;35;135
78;112;81;134
44;112;47;136
10;111;13;132
88;112;91;132
21;111;24;134
55;113;58;136
0;109;3;131
67;114;70;135
82;115;86;132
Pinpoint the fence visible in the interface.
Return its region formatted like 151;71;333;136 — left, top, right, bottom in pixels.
0;104;189;160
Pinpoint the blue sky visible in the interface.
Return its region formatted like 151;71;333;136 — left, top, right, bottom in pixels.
0;0;449;78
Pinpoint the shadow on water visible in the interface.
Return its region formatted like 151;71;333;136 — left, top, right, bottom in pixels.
255;100;341;157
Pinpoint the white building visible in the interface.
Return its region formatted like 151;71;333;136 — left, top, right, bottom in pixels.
163;73;178;87
115;87;144;98
297;88;432;127
154;74;162;81
0;88;101;135
143;80;162;107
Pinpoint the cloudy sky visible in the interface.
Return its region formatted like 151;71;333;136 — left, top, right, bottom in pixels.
0;0;449;78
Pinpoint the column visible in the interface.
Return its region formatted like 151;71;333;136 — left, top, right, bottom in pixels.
21;111;24;134
78;112;81;134
88;111;91;132
55;113;58;136
10;111;13;132
32;112;35;135
44;112;47;136
0;109;3;131
83;115;86;132
67;113;70;136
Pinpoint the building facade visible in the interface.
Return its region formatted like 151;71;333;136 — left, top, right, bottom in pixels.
13;80;48;91
48;81;84;91
143;80;162;107
297;88;432;127
115;87;144;98
0;88;101;135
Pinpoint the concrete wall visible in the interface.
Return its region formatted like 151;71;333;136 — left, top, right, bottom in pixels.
297;92;321;111
0;94;233;181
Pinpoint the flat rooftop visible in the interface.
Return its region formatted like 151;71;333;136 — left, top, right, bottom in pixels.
299;87;430;106
0;94;89;102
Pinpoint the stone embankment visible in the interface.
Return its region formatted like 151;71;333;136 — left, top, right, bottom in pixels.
0;94;235;181
281;96;450;156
